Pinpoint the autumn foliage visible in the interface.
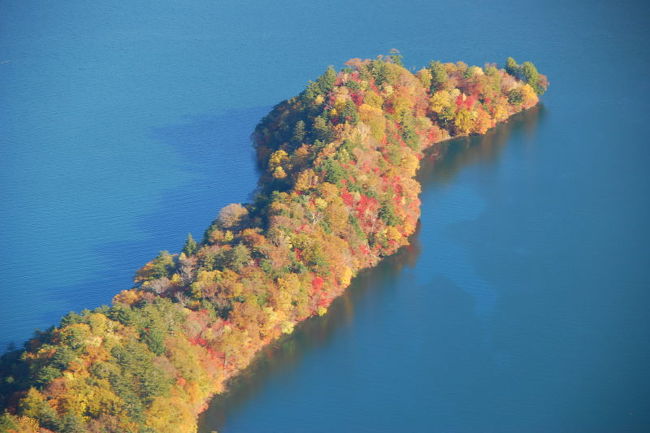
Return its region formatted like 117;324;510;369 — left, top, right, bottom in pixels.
0;55;547;433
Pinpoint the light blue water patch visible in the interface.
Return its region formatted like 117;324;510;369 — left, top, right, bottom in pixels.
418;182;497;316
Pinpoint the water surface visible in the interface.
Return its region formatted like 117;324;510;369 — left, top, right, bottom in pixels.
1;1;649;432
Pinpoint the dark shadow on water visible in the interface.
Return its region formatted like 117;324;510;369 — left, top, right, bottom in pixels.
417;104;545;187
197;105;545;432
85;106;271;304
0;106;269;352
1;105;544;353
198;236;422;431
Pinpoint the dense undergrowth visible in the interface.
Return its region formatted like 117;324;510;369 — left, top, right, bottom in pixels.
0;54;547;433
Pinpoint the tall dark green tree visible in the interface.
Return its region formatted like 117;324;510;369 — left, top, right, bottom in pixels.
316;66;337;95
182;233;198;256
341;100;360;124
505;57;518;76
521;61;545;95
428;61;448;91
301;66;337;102
368;60;390;86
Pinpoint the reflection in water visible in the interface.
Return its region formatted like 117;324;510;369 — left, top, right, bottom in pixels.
418;105;544;186
198;106;543;433
198;239;421;431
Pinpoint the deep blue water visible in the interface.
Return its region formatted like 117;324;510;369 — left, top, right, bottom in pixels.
2;1;649;432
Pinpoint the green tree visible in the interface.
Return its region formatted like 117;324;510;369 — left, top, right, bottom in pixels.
505;58;546;95
399;112;419;150
182;233;198;256
505;57;518;76
316;66;337;95
428;61;448;91
51;346;76;370
379;202;399;226
291;120;306;146
146;251;175;280
388;48;403;66
226;244;251;271
110;340;172;405
19;388;61;431
61;413;86;433
341;100;359;124
322;158;345;184
34;365;62;388
508;88;524;105
0;413;18;432
368;60;390;86
521;61;545;95
142;326;166;356
311;116;333;142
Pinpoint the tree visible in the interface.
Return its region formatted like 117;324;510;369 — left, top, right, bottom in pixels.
0;413;41;433
508;88;524;105
303;66;337;101
341;100;359;124
311;116;333;142
388;48;403;66
226;244;251;270
147;251;175;280
142;325;166;356
110;340;172;405
505;57;518;76
19;388;61;431
428;61;448;91
379;202;399;226
0;413;18;432
34;365;62;388
272;166;287;179
217;203;249;229
60;413;86;433
133;251;175;283
368;59;390;86
321;158;345;184
416;68;432;89
291;120;306;146
521;61;546;95
504;58;546;95
182;233;198;256
316;66;337;95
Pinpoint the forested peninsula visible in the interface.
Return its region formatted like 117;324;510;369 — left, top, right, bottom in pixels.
0;55;547;433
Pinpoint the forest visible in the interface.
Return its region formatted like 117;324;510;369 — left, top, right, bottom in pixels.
0;54;547;433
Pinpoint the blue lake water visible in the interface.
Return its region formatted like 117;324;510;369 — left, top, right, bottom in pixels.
1;1;649;432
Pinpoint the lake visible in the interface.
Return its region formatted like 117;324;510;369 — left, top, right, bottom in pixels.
1;1;649;432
